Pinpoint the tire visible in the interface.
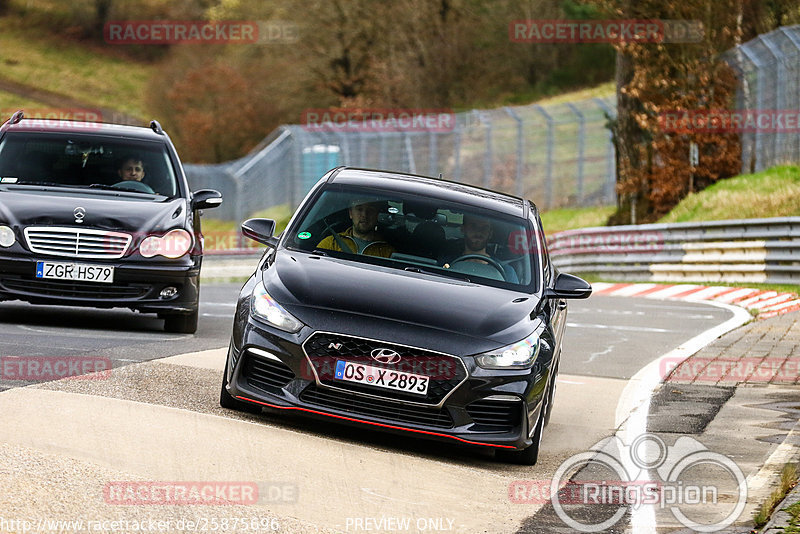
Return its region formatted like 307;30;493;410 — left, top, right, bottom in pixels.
498;380;550;465
219;359;262;414
163;308;198;334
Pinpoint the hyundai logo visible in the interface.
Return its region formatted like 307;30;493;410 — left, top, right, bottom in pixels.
73;206;86;224
370;348;401;365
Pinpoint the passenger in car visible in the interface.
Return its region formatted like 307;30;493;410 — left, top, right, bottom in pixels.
445;214;519;283
316;199;396;258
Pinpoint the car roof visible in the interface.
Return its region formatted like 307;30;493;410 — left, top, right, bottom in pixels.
0;117;166;142
327;167;533;218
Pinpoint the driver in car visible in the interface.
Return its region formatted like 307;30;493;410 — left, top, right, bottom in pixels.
444;214;519;282
118;156;146;183
316;199;396;258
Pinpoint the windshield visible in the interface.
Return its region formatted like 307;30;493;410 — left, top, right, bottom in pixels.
0;133;178;197
285;185;540;291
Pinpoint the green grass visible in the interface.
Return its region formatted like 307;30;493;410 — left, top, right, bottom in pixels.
532;82;615;106
540;164;800;237
786;498;800;533
659;165;800;223
202;204;293;250
540;205;616;234
0;17;152;118
753;463;798;528
0;90;49;112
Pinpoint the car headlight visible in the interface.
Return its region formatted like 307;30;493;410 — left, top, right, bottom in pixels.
139;229;192;258
251;281;304;333
0;225;15;247
475;330;542;370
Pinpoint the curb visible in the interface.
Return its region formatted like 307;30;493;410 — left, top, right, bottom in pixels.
761;482;800;532
590;282;800;319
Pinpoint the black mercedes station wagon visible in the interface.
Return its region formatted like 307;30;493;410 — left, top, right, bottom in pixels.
220;167;590;463
0;111;222;333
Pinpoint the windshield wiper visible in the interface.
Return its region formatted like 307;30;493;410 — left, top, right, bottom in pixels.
9;181;66;187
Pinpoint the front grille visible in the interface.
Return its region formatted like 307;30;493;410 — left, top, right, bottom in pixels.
24;227;131;259
466;400;521;432
302;332;468;406
300;384;454;428
1;278;148;300
243;353;295;391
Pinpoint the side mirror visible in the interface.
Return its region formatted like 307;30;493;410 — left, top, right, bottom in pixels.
191;189;223;210
242;218;279;248
545;272;592;299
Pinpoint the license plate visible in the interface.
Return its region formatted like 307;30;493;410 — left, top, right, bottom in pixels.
36;261;114;283
335;360;429;395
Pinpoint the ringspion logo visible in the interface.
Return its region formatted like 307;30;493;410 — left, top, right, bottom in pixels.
513;434;747;532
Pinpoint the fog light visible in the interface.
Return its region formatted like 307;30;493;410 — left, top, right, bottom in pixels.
160;286;178;299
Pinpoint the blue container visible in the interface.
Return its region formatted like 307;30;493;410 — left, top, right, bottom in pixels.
302;144;341;194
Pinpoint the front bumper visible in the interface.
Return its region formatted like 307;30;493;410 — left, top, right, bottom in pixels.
224;317;551;451
0;253;200;313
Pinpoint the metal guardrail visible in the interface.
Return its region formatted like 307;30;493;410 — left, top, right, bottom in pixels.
202;217;800;284
549;217;800;285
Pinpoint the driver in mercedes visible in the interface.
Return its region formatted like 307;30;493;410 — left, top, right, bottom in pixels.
445;214;519;282
118;156;146;183
113;155;155;193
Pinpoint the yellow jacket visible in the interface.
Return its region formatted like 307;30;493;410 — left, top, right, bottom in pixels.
316;227;396;258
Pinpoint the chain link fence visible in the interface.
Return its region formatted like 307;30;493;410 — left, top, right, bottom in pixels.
184;25;800;223
728;24;800;173
185;96;618;222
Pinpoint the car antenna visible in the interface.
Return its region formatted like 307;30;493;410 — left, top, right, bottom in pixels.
438;173;443;179
9;110;24;124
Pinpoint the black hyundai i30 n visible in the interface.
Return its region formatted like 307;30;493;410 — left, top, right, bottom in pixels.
220;167;590;464
0;111;222;333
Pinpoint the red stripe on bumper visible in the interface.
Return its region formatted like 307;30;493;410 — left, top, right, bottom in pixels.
235;395;518;449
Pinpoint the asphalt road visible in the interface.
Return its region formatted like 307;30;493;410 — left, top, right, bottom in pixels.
0;283;242;390
0;285;733;388
562;297;734;379
0;284;755;533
